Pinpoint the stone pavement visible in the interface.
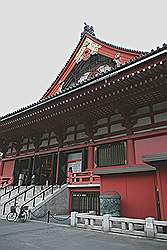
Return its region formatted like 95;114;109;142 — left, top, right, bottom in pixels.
0;219;166;250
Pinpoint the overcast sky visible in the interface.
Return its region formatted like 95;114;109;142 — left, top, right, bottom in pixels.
0;0;166;116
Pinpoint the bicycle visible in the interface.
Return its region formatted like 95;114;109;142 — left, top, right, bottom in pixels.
6;205;29;222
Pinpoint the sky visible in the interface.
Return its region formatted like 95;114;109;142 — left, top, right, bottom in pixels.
0;0;166;116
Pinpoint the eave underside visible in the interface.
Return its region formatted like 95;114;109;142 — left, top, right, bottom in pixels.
0;58;167;140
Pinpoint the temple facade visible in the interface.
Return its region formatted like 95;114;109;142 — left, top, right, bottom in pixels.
0;24;167;220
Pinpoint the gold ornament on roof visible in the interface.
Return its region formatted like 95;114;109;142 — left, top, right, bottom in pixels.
115;53;121;59
75;38;102;63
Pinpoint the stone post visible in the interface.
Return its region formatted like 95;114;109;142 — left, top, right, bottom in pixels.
18;173;24;186
102;214;110;232
145;217;155;238
70;212;78;227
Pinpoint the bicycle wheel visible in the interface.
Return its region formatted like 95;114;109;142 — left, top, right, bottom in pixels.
6;212;17;222
19;211;28;223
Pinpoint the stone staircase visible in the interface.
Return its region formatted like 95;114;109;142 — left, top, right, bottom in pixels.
0;185;26;202
0;184;60;219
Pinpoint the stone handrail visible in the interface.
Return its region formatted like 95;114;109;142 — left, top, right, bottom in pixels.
154;219;167;239
3;185;36;215
71;212;167;240
0;185;20;200
21;184;54;208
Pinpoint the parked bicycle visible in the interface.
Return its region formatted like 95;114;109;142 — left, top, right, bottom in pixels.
6;205;29;222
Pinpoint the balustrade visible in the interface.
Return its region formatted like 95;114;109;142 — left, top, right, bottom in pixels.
71;212;167;240
67;170;100;185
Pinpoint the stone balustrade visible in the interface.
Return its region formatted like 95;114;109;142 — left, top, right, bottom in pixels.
71;211;167;240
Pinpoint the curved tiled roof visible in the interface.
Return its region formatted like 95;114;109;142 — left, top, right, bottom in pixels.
0;42;166;121
41;33;147;99
93;34;147;55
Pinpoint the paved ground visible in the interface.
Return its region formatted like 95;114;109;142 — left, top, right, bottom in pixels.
0;219;167;250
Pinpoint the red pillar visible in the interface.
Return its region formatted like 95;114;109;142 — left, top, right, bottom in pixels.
87;146;94;171
55;149;60;184
156;169;165;220
127;138;135;165
0;160;4;176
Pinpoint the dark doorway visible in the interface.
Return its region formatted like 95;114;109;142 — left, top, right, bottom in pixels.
13;158;33;186
57;152;67;186
71;192;100;215
34;153;56;185
57;149;88;186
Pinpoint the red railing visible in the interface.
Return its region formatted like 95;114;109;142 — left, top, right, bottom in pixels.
0;176;13;188
67;171;100;185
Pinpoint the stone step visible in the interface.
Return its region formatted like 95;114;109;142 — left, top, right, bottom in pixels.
0;185;59;217
0;187;26;203
0;185;49;205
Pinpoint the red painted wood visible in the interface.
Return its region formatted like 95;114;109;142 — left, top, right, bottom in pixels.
2;160;15;177
135;135;167;164
67;170;100;185
69;187;100;193
127;139;135;165
98;46;137;64
44;34;140;98
101;172;157;219
87;146;94;171
0;161;3;176
55;150;60;184
156;168;167;220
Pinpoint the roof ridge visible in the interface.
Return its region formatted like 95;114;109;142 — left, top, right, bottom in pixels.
1;43;166;121
93;35;148;54
41;33;147;99
41;34;86;99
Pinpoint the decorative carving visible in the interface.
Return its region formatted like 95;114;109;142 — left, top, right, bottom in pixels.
81;22;95;38
62;54;114;91
113;53;122;67
31;133;43;151
0;138;8;156
75;37;102;63
77;116;98;142
13;136;24;155
53;126;66;147
120;108;137;135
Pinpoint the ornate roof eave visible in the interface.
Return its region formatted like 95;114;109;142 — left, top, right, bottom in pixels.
0;44;166;124
0;61;167;137
41;33;146;99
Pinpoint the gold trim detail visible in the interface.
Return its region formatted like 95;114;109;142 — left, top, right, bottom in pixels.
75;38;102;63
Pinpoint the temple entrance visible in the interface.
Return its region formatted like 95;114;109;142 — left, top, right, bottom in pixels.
57;152;67;186
57;149;87;186
13;153;57;186
34;153;57;185
13;158;33;186
71;192;100;214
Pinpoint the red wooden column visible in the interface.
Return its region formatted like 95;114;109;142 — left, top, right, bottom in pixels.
0;161;4;177
87;146;95;171
156;169;165;220
127;138;135;165
55;148;60;185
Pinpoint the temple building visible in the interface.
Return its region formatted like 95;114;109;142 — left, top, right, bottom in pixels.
0;24;167;220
